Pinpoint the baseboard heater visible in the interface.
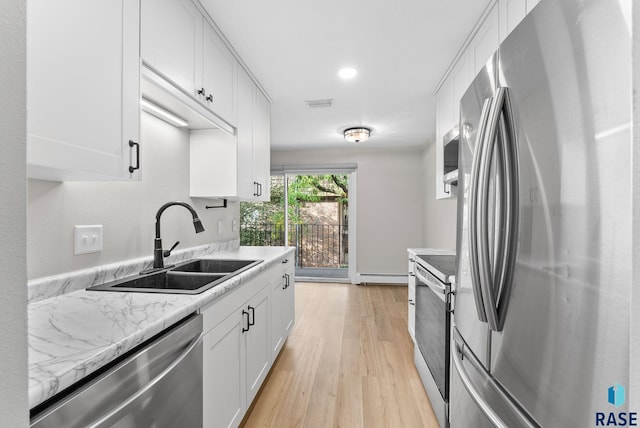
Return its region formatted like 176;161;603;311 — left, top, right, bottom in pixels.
355;273;408;285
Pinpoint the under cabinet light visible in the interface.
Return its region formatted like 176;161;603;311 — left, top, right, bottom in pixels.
140;98;189;128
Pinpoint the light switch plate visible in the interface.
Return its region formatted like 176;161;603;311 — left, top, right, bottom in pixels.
74;225;103;255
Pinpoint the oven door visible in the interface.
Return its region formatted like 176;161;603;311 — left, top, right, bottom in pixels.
415;261;451;403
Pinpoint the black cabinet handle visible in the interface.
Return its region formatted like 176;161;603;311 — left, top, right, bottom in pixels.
248;305;255;327
409;299;415;306
206;94;213;102
253;181;259;197
282;273;290;289
128;140;140;173
242;309;250;333
258;182;263;197
197;87;206;96
282;258;289;264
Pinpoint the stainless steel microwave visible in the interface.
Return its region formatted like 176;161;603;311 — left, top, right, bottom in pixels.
442;126;459;186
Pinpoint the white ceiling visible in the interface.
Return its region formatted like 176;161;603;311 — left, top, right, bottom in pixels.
200;0;491;151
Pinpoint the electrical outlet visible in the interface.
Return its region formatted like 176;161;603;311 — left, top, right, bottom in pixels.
74;225;103;255
217;220;224;234
232;219;238;232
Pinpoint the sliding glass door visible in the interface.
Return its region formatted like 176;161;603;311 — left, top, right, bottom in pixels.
241;171;353;281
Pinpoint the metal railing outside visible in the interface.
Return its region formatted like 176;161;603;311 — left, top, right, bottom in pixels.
240;223;348;269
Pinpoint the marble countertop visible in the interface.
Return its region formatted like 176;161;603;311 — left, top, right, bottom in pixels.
28;245;295;409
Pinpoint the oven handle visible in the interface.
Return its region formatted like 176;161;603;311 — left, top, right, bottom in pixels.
415;263;446;295
86;331;203;428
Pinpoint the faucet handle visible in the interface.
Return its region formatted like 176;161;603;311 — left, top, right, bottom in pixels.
163;241;180;258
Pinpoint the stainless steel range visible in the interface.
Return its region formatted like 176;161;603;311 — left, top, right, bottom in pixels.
414;254;455;428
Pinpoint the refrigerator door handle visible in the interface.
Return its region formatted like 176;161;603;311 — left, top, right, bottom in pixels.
468;96;493;323
477;87;519;332
452;338;509;428
494;87;519;331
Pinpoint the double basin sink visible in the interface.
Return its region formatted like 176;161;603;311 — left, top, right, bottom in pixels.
87;259;263;294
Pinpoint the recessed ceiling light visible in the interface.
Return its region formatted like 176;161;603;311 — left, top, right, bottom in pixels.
338;67;357;79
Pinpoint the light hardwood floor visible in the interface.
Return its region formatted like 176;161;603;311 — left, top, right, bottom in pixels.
241;282;440;428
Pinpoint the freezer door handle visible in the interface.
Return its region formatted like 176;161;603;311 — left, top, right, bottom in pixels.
452;337;509;428
452;329;539;428
469;97;493;323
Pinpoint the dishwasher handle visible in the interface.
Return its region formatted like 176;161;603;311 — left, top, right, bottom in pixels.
87;331;203;428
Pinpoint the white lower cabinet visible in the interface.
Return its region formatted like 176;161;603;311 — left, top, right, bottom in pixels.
271;259;295;358
203;307;246;428
201;256;294;427
245;286;272;405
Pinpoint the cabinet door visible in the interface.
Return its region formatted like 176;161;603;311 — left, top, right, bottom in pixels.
190;129;239;198
252;90;271;201
201;23;236;124
271;273;285;358
499;0;527;43
203;311;246;428
236;68;257;199
245;286;271;405
283;268;295;336
27;0;140;181
141;0;201;95
470;4;499;75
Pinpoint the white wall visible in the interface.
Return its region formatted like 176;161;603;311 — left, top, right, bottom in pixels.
272;147;425;276
28;113;240;279
0;0;28;425
422;142;458;249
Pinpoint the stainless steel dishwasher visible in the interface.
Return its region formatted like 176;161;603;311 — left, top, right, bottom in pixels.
31;314;203;428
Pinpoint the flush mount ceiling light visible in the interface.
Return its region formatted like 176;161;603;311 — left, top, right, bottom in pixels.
338;67;357;79
344;127;371;143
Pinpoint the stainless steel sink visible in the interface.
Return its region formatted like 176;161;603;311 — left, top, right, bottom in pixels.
87;259;263;294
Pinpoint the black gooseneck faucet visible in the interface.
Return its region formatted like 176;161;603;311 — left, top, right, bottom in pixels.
150;201;205;272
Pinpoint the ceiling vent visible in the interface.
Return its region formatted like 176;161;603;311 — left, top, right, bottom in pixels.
305;99;334;109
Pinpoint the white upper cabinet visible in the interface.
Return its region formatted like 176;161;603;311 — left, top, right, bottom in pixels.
252;90;272;202
141;0;200;94
141;0;236;126
201;23;236;124
470;4;500;75
27;0;140;181
499;0;527;43
189;68;271;201
236;68;258;199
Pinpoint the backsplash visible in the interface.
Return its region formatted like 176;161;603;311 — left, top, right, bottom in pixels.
27;239;240;303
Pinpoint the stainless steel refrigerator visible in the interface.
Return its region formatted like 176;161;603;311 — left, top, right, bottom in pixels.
452;0;631;426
